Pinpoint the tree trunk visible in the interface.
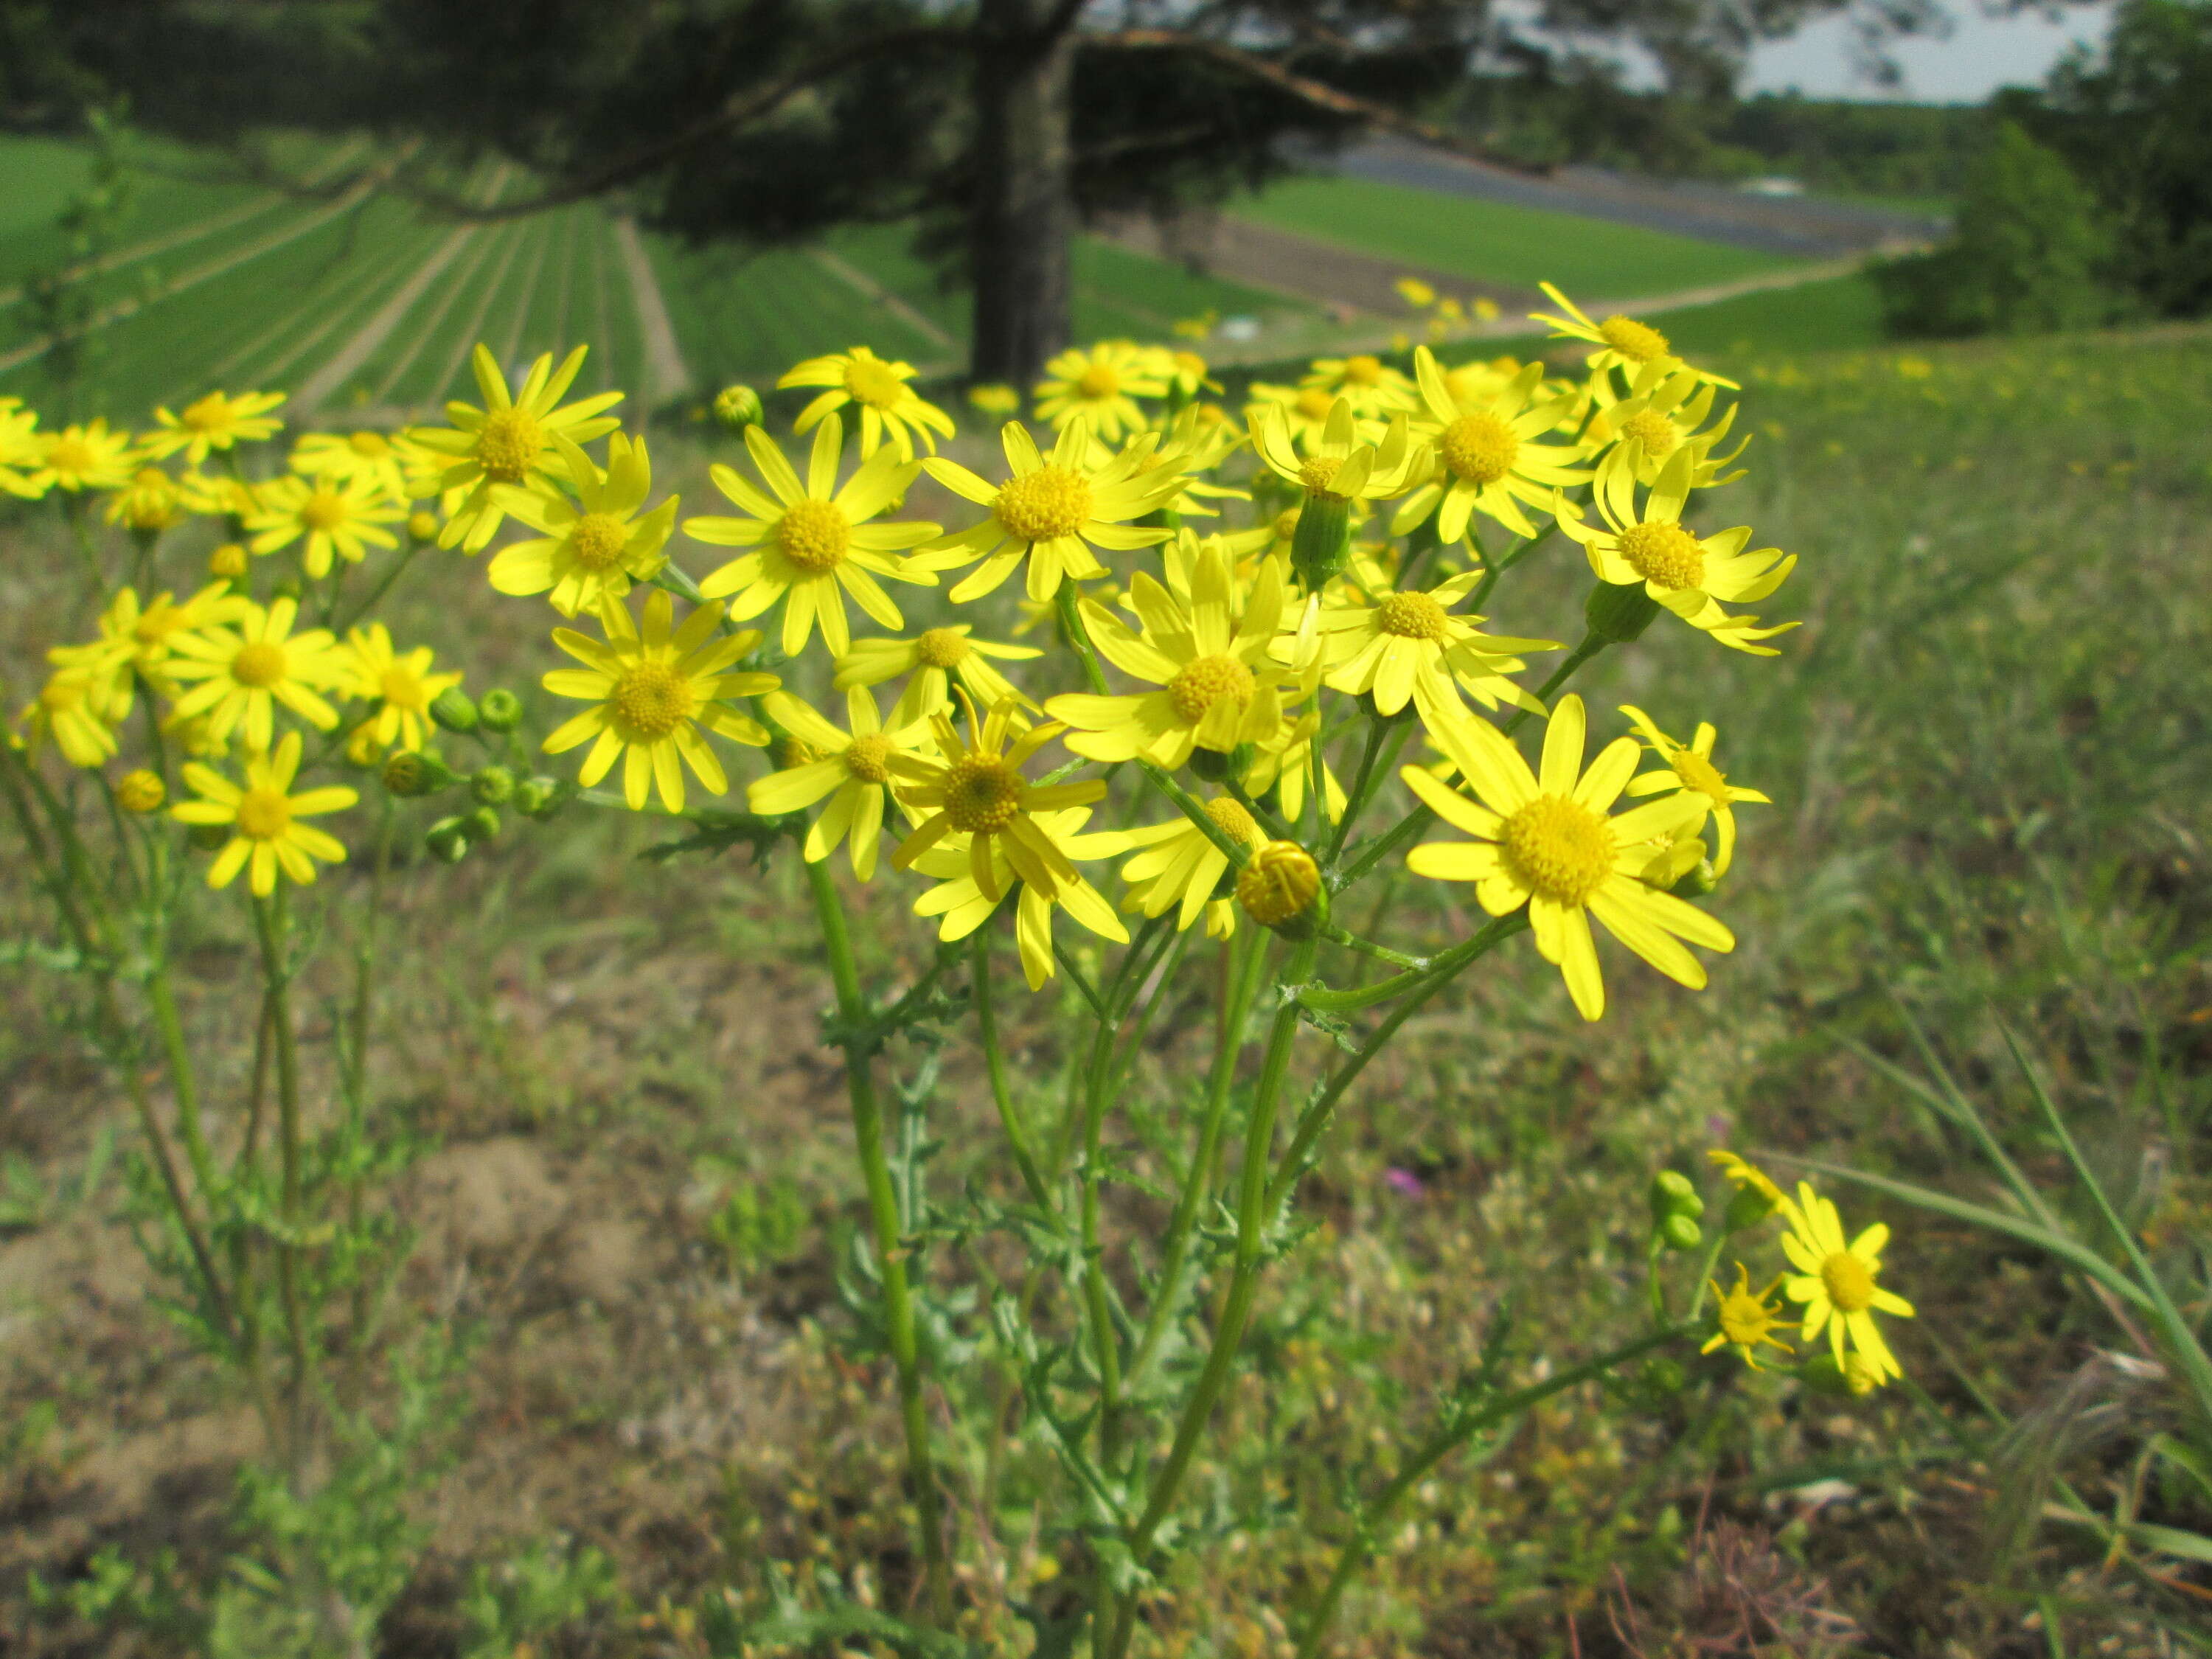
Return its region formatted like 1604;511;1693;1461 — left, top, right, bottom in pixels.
968;0;1077;386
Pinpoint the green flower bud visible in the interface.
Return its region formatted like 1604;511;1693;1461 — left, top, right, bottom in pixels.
1635;1356;1688;1400
1722;1183;1779;1234
381;749;456;798
513;777;554;817
713;384;765;433
1649;1169;1704;1222
464;805;501;841
1798;1352;1880;1399
1670;857;1720;898
1290;494;1352;593
470;765;516;805
1659;1211;1703;1253
1584;580;1660;644
430;688;479;734
425;817;470;863
1235;840;1327;939
476;688;524;733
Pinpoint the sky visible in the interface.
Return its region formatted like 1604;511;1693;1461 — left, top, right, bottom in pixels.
1744;3;2113;102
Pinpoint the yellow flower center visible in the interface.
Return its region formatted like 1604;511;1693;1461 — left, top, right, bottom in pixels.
1377;591;1449;641
48;439;94;473
611;661;696;738
1203;795;1260;846
777;498;851;571
1500;793;1615;907
1619;410;1677;458
1672;748;1727;798
568;511;630;571
1440;413;1519;484
1616;521;1705;590
1717;1287;1776;1347
473;408;544;484
230;641;288;687
1599;316;1670;364
995;466;1093;542
349;431;391;458
942;754;1026;833
1077;364;1120;400
844;734;895;784
235;786;293;841
844;358;907;410
1236;840;1321;926
380;667;427;709
1295;389;1336;422
1342;355;1384;386
1820;1251;1876;1313
299;490;349;532
916;627;970;667
1297;455;1345;498
1168;653;1256;723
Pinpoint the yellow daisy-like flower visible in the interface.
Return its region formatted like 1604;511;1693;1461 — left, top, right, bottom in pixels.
1309;568;1558;726
1249;397;1429;515
246;472;406;579
1781;1182;1914;1385
18;670;119;768
102;467;187;535
888;695;1107;909
1399;695;1731;1022
748;689;929;880
165;597;347;751
967;383;1023;417
1164;349;1220;401
907;805;1130;990
1530;282;1737;392
289;429;414;502
1708;1150;1791;1220
686;414;941;658
141;390;287;464
832;625;1041;728
491;433;676;617
0;397;44;498
177;467;264;522
1032;341;1170;442
341;624;462;755
171;731;355;896
49;581;249;706
1046;536;1290;768
540;591;775;813
1110;405;1251;522
1391;348;1590;543
30;420;137;493
919;420;1186;604
1113;795;1267;937
1618;705;1770;876
1243;708;1346;826
1299;352;1418;420
780;346;956;462
410;344;624;552
1587;361;1747;521
1702;1264;1794;1371
1242;382;1368;454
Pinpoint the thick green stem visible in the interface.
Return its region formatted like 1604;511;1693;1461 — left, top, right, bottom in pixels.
804;858;952;1624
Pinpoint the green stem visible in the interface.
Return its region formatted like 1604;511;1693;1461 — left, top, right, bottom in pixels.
1323;712;1392;864
804;858;952;1624
971;929;1057;1217
331;542;422;636
1500;630;1607;737
253;888;313;1464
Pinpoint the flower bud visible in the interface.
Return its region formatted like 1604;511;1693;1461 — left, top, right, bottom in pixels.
114;769;166;813
1649;1169;1704;1222
1290;495;1352;593
1584;580;1660;644
208;543;249;580
464;805;502;841
476;688;523;733
344;724;384;769
381;749;456;798
425;816;470;863
429;688;479;734
1634;1356;1688;1401
470;765;515;805
713;384;765;433
1722;1183;1779;1234
515;776;571;819
407;509;440;543
1235;839;1325;936
1658;1211;1703;1252
1799;1352;1881;1399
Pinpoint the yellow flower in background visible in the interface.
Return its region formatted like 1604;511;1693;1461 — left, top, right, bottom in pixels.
1395;276;1436;309
102;467;186;535
1171;309;1217;341
1242;382;1360;454
540;591;775;813
1299;352;1417;420
1531;282;1737;392
1618;706;1769;875
1113;404;1249;522
906;805;1130;990
1114;795;1266;936
18;670;119;768
171;731;355;896
1048;537;1290;767
1165;349;1220;400
920;419;1185;604
290;429;414;501
30;420;136;493
1309;568;1558;726
1703;1265;1793;1371
748;689;929;880
1033;341;1170;442
782;347;956;462
1781;1182;1913;1384
341;625;462;754
1400;695;1730;1021
246;472;405;578
1558;448;1796;655
410;344;624;552
178;467;263;522
0;397;42;498
51;582;248;705
491;433;676;617
165;597;347;751
142;389;286;464
1249;397;1428;515
833;625;1042;728
686;413;941;658
114;769;166;813
1393;347;1590;543
968;382;1023;417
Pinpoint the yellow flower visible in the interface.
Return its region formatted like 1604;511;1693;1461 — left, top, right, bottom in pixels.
1165;349;1220;400
141;390;287;464
115;769;167;813
1242;708;1345;825
408;344;624;552
18;670;119;768
341;625;462;755
967;383;1023;417
49;581;248;706
1557;449;1796;655
904;804;1130;990
1399;695;1731;1021
1702;1265;1793;1371
1242;382;1361;454
1032;341;1170;442
781;347;956;462
246;472;405;578
686;414;941;658
1587;361;1747;520
1395;276;1436;310
30;420;136;493
171;731;355;896
1618;706;1769;876
1248;397;1428;515
1708;1150;1790;1220
1391;347;1590;543
102;467;186;535
832;625;1041;728
0;397;43;498
1046;536;1290;767
748;689;930;880
919;420;1184;604
1781;1182;1914;1385
490;432;676;617
1299;352;1418;420
289;429;413;501
1114;795;1266;936
1530;282;1736;392
1116;405;1251;522
165;597;348;751
540;591;775;813
1309;569;1557;726
177;468;263;521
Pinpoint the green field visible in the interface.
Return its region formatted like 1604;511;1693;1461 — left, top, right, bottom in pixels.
1231;174;1802;295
